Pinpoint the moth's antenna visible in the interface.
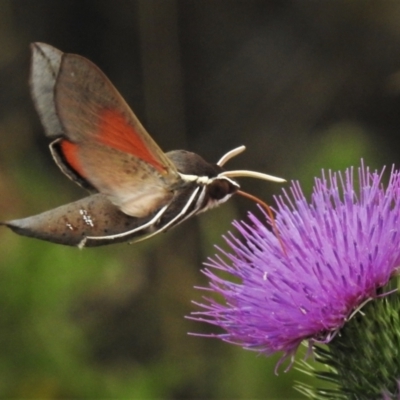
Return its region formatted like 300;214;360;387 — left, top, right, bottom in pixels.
220;170;286;183
236;190;287;256
217;146;286;182
217;145;246;166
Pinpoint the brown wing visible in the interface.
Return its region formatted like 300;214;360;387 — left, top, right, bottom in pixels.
30;43;182;217
30;43;64;138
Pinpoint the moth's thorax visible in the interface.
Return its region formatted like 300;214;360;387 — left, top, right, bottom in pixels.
166;149;240;213
166;149;223;177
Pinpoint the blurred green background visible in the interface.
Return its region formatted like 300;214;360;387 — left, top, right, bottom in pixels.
1;1;400;398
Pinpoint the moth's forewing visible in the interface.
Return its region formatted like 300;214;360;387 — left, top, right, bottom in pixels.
53;48;182;217
30;43;183;218
30;43;64;138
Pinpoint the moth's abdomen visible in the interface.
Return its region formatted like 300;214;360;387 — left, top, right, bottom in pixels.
3;194;152;247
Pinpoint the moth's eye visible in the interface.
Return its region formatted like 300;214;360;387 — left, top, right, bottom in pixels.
207;179;238;200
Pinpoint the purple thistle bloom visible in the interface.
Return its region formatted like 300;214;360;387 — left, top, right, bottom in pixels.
191;162;400;367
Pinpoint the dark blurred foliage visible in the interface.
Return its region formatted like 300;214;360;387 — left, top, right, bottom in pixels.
1;1;400;398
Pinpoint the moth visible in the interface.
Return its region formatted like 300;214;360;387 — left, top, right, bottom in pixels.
2;43;285;248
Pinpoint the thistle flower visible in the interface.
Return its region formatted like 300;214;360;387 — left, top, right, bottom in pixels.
192;162;400;368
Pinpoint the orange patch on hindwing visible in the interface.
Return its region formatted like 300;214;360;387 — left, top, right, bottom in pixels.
97;109;166;173
60;139;85;177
